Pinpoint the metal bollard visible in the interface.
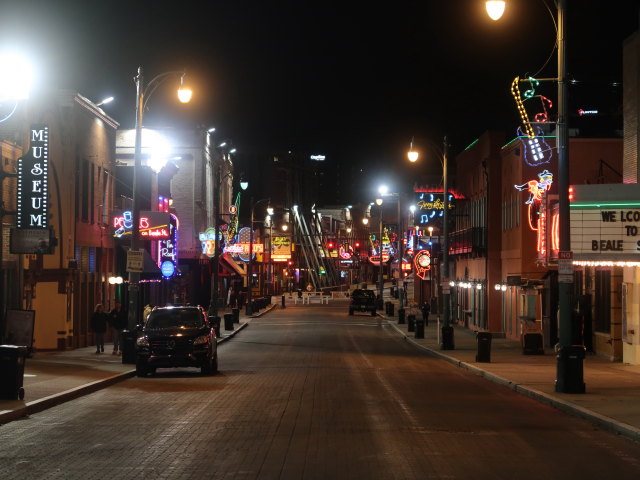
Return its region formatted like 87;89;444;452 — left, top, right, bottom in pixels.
407;314;415;332
398;308;405;324
282;295;286;308
415;319;424;339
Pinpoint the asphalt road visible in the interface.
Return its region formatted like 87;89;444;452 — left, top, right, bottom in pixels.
0;303;639;479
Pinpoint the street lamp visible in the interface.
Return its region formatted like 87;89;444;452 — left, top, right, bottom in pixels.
126;67;191;342
378;184;404;305
375;197;384;309
486;0;581;393
408;137;453;349
246;197;270;315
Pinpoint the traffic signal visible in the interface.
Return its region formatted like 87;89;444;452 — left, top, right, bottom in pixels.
354;242;360;248
327;241;335;250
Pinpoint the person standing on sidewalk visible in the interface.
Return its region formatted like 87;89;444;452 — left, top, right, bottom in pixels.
421;302;430;326
108;301;127;355
91;304;108;354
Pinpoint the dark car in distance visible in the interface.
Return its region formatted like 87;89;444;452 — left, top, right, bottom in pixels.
135;306;218;377
349;289;377;316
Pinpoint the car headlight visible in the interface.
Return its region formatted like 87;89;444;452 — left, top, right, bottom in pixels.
193;335;210;346
136;336;149;347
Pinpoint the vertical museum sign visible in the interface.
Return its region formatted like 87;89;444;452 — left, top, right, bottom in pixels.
17;125;49;228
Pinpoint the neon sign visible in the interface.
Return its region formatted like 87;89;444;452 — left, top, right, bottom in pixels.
17;125;49;228
511;76;553;166
415;192;456;225
112;210;171;239
515;169;553;231
158;214;178;277
413;250;431;279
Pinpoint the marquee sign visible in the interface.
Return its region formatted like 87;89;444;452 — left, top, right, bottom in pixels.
112;210;171;239
571;208;640;257
17;125;49;228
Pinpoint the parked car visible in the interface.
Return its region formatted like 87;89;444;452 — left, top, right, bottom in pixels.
349;289;377;316
135;305;218;377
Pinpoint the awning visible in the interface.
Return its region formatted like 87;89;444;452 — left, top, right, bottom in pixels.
220;253;246;277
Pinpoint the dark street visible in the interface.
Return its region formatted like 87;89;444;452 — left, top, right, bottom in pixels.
1;303;639;479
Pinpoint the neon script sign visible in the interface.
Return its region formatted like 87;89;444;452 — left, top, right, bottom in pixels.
112;211;171;239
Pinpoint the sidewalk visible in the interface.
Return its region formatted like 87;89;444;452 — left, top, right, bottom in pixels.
0;305;272;425
382;305;640;443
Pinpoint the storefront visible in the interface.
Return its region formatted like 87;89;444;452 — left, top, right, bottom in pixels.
570;184;640;364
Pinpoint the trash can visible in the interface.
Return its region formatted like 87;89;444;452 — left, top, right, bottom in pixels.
0;345;27;400
407;314;415;332
415;319;424;339
121;330;137;364
398;308;405;324
555;345;586;393
476;332;492;362
224;313;234;331
232;307;240;323
441;325;455;350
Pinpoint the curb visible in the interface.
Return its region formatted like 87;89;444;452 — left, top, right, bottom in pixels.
0;370;135;425
385;319;640;443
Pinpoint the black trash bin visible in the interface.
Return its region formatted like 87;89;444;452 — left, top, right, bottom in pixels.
232;307;240;323
441;325;455;350
407;314;415;332
121;330;137;364
476;332;492;362
398;308;405;324
224;313;234;331
555;345;586;393
415;319;424;339
0;345;27;400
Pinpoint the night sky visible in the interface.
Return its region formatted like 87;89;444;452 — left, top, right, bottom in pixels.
1;1;638;202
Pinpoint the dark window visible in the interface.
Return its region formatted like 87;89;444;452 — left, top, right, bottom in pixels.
594;269;610;333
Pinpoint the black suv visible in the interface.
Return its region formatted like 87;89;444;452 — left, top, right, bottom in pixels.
135;306;218;377
349;289;377;316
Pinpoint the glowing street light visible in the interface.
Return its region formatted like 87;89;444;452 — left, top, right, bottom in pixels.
485;1;506;21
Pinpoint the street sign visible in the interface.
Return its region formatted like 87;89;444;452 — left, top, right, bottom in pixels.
558;251;573;283
126;249;144;273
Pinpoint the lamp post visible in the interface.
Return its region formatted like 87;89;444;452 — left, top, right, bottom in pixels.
126;67;192;341
378;185;404;305
246;197;270;315
375;197;384;309
407;136;453;349
486;0;581;393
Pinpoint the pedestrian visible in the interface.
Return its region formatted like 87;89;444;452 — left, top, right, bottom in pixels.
108;301;127;355
91;304;108;354
421;302;431;326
